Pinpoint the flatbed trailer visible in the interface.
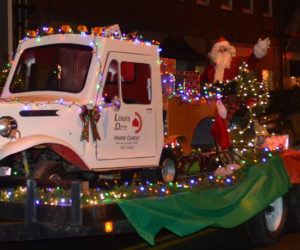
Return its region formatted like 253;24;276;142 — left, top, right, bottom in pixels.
0;25;299;248
0;151;297;247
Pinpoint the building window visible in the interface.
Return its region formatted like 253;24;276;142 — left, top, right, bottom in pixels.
221;0;233;11
263;0;272;17
242;0;253;14
196;0;210;6
262;69;274;91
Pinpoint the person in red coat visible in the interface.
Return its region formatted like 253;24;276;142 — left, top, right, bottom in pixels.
200;37;270;83
201;37;270;149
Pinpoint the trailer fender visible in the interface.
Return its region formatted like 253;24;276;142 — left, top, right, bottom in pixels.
0;135;89;170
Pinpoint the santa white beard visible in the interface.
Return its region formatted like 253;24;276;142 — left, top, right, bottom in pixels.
213;51;232;82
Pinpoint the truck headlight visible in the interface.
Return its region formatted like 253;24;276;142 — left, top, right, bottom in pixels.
0;116;17;137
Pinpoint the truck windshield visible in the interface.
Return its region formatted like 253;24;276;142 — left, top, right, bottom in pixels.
9;44;93;93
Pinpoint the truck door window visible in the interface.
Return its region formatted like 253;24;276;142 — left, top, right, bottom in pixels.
121;61;151;104
103;60;119;103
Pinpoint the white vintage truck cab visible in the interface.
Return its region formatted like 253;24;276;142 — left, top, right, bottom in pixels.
0;26;175;182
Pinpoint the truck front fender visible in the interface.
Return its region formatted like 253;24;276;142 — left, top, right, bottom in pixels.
0;135;89;170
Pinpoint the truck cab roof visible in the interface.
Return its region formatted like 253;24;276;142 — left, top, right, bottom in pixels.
1;33;160;104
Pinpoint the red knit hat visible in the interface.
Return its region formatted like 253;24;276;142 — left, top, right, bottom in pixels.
217;37;227;43
213;37;230;49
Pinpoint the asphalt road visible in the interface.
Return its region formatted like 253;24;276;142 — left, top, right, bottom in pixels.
2;225;300;250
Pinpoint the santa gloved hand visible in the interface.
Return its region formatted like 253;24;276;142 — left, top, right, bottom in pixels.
254;37;270;59
216;99;227;119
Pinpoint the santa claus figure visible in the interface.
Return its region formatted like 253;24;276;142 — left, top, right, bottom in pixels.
202;37;270;150
200;37;270;83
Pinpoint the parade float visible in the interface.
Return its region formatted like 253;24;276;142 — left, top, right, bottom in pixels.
0;24;299;247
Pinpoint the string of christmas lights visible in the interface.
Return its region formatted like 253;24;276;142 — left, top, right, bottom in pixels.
0;170;243;206
0;25;286;207
0;145;286;206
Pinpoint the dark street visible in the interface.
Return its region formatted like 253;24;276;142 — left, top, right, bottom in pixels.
2;225;300;250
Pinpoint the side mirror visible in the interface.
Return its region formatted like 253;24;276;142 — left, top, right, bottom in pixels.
112;96;121;111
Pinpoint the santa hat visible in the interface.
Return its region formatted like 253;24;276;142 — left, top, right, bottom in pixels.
212;37;231;50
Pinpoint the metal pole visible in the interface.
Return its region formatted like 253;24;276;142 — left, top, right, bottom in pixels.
71;181;82;226
25;179;36;224
7;0;13;62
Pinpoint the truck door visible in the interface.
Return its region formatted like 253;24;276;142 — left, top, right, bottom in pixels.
96;52;157;160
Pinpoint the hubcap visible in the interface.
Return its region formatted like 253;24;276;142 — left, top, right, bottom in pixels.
265;197;283;232
161;158;176;183
49;173;62;180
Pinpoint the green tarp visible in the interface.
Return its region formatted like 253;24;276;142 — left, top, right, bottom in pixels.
117;156;292;245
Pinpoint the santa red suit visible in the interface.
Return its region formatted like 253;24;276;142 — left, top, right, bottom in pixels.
200;37;270;83
202;37;270;149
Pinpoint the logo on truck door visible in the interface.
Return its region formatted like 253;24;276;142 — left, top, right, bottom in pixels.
113;112;142;150
114;112;143;133
132;112;142;134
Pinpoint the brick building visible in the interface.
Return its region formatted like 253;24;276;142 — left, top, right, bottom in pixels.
1;0;300;89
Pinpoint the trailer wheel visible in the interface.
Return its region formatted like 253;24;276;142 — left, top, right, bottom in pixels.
32;160;66;180
245;196;287;246
158;149;177;183
287;184;300;232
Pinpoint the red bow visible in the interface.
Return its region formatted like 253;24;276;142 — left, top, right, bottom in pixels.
80;105;101;142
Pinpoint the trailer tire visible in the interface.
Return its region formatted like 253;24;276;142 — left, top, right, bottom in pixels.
287;184;300;232
32;160;66;180
245;196;287;247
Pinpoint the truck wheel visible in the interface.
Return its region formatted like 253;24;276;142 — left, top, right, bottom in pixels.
245;196;287;246
158;149;177;183
139;149;177;184
287;184;300;232
32;160;66;180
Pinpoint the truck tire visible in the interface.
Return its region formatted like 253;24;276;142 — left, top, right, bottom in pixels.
287;184;300;232
245;196;287;246
32;160;66;180
140;149;177;184
158;149;177;183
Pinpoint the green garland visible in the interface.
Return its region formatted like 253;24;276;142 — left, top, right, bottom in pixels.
0;146;285;206
0;172;245;205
